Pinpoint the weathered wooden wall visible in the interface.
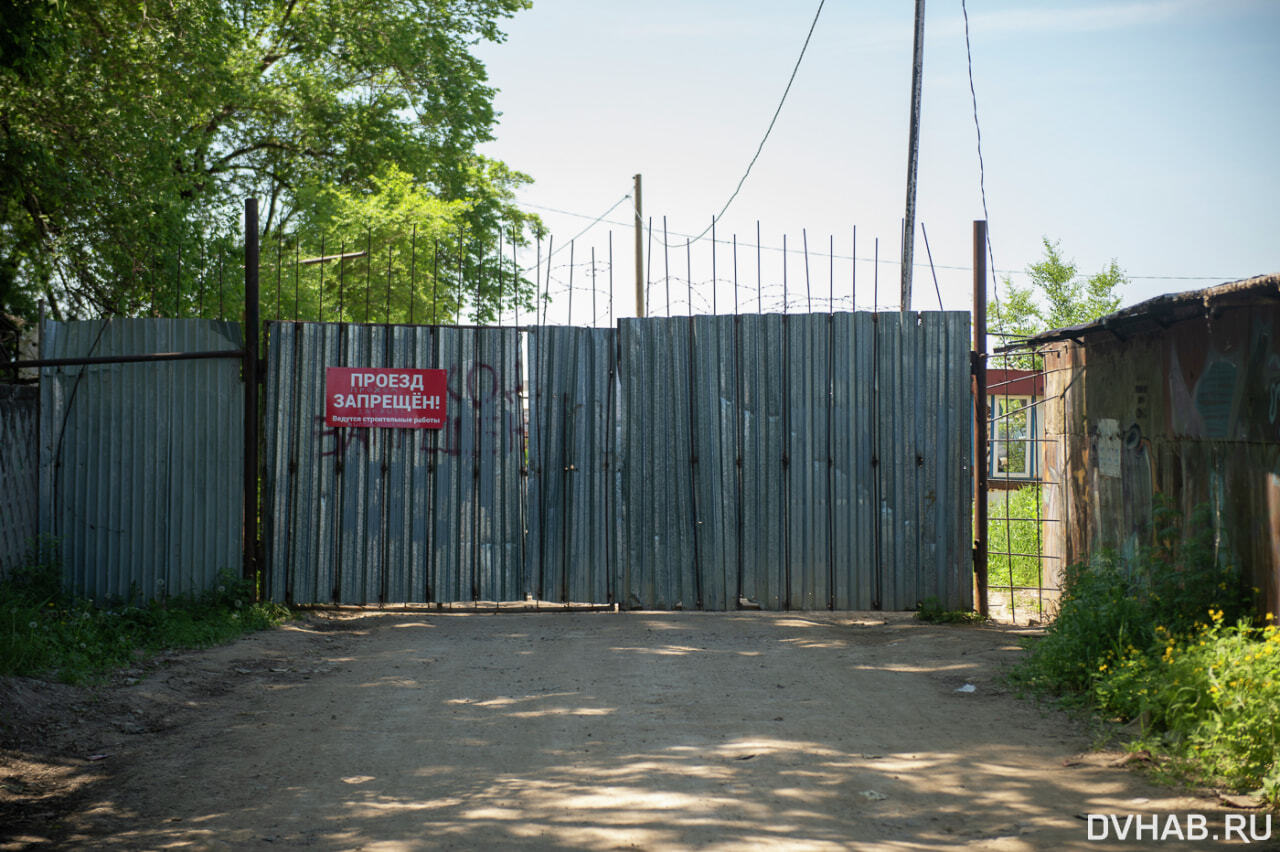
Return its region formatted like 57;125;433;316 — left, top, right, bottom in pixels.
1044;304;1280;614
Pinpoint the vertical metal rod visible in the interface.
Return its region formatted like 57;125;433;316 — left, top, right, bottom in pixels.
243;198;260;586
432;237;440;324
920;221;945;311
873;238;879;313
218;244;225;320
685;239;692;317
803;228;812;313
851;226;857;310
608;231;614;327
199;240;206;318
456;227;465;326
385;239;394;324
409;225;417;325
293;234;300;321
149;246;157;315
900;0;927;314
732;235;739;315
782;234;788;313
645;217;653;318
497;228;504;326
474;236;482;324
533;234;540;327
544;235;554;325
512;236;520;330
176;237;183;318
318;235;325;320
275;235;282;321
591;246;597;328
633;173;644;317
747;218;757;312
973;219;990;617
662;218;671;317
364;229;373;322
711;217;717;316
828;234;834;313
567;240;575;327
339;239;347;322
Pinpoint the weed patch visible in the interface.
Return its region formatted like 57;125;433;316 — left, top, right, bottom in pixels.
1010;500;1275;802
1;544;291;684
916;596;985;624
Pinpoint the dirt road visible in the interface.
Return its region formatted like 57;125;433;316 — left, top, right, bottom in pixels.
2;611;1266;850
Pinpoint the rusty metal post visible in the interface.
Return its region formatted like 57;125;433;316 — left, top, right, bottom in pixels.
244;198;260;587
972;219;989;616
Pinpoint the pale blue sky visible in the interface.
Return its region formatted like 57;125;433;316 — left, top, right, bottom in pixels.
475;0;1279;325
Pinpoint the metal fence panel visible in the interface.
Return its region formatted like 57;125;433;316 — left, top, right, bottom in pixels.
619;311;970;611
874;312;973;610
527;327;617;604
263;322;523;604
0;386;39;575
620;318;691;608
37;319;244;600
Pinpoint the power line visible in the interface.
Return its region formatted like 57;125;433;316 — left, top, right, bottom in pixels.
962;0;1002;324
684;0;826;246
521;194;630;271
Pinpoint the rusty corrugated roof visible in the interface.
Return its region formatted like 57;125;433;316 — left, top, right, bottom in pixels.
997;272;1280;351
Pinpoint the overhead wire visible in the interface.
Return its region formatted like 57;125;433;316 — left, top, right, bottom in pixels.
684;0;827;246
962;0;1002;326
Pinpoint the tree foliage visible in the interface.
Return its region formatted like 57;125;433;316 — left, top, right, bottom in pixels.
0;0;535;321
990;238;1126;343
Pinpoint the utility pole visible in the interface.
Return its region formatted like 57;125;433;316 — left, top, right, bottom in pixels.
900;0;926;312
633;174;644;317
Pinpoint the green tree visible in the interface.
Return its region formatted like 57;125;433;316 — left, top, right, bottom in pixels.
990;238;1126;342
0;0;536;321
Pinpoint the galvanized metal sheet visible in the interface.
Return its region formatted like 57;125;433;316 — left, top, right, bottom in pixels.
526;327;618;604
37;319;244;600
264;322;524;604
619;312;971;611
0;385;39;575
873;311;972;610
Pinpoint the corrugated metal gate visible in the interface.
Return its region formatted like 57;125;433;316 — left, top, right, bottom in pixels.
263;322;524;604
617;313;971;611
265;312;971;610
526;327;618;605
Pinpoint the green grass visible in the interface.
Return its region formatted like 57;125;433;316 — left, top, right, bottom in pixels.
1;542;291;684
988;485;1045;590
1009;499;1276;802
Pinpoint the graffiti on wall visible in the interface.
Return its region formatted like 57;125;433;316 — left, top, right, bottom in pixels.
1167;312;1280;442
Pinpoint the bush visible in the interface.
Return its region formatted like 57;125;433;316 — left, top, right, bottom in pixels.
1010;498;1274;800
1094;612;1280;797
1;547;291;684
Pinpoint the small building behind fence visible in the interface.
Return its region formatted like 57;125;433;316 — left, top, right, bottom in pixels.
1022;272;1280;616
